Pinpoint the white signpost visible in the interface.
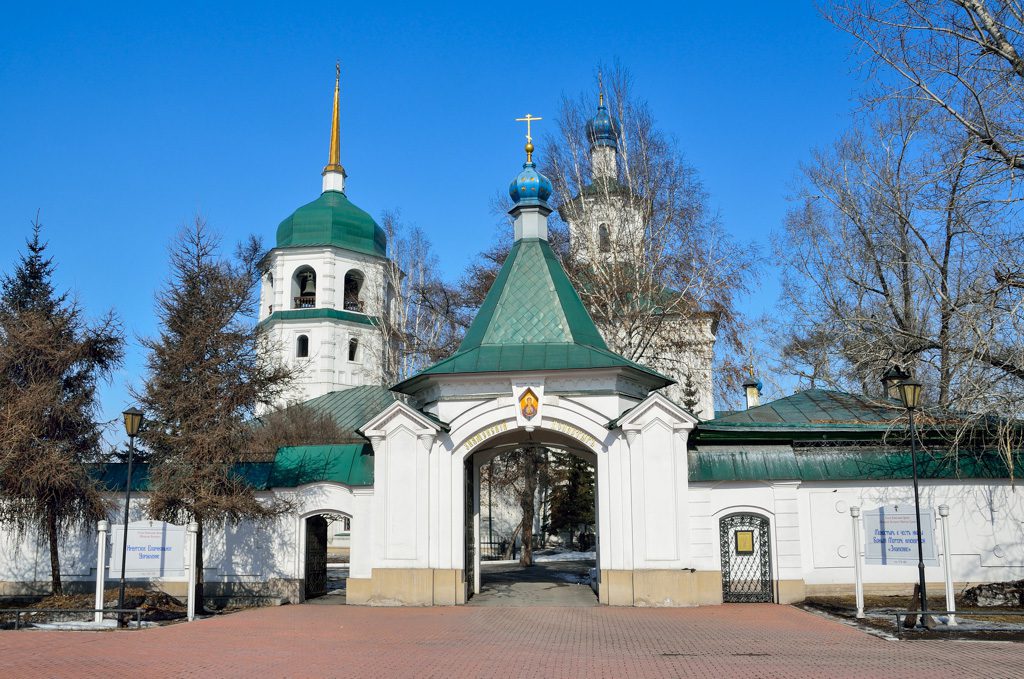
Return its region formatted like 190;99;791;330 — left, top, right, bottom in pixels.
863;506;938;567
94;520;109;623
109;521;187;578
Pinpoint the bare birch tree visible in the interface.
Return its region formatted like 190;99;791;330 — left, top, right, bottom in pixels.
826;0;1024;187
378;211;463;385
777;102;1024;459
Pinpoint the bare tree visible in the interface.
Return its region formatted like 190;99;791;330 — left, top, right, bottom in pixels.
245;404;351;461
826;0;1024;186
777;102;1024;458
0;220;123;594
134;217;293;609
378;211;462;384
545;65;761;412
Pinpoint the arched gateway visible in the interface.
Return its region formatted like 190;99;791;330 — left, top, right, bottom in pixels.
346;138;705;607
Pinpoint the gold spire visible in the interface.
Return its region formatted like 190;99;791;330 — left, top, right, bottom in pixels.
323;62;346;176
598;69;604;106
515;113;542;162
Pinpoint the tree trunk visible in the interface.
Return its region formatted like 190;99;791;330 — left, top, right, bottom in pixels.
519;449;539;567
46;498;62;595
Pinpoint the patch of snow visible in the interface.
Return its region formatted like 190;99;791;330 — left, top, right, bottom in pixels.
31;619;157;630
534;550;596;563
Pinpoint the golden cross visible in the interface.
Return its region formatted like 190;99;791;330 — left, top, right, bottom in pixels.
515;113;542;144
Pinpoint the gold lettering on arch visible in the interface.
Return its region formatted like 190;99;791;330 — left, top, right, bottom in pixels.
459;420;600;453
547;420;599;450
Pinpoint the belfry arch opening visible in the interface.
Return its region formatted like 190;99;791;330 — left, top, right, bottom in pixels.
343;270;365;312
292;266;317;309
463;426;600;606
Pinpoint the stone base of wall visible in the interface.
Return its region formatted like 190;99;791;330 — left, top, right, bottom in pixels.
600;570;724;607
806;582;961;598
777;579;806;604
346;569;465;606
0;578;301;605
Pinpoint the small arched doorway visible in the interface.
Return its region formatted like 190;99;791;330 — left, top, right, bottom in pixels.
304;512;352;601
719;513;773;603
305;516;328;598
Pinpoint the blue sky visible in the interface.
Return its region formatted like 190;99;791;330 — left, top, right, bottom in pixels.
0;1;863;439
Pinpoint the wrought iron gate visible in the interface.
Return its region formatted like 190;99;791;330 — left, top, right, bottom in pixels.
305;516;328;599
464;459;476;599
719;513;773;603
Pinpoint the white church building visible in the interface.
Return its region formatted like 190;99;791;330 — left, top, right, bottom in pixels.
3;75;1023;608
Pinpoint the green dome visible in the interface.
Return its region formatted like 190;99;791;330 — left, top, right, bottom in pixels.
276;190;387;257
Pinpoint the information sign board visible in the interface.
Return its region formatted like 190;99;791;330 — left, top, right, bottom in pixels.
863;506;938;567
109;521;186;577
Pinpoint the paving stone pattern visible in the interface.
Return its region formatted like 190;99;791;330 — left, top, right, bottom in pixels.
2;603;1023;678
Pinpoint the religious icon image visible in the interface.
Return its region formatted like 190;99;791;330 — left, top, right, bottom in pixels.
519;388;539;420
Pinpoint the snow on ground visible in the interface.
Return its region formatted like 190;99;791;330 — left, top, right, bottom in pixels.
533;550;596;563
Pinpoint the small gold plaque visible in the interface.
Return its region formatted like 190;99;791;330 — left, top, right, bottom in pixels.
735;530;754;555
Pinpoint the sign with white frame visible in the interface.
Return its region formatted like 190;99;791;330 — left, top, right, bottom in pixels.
109;521;187;577
863;506;938;567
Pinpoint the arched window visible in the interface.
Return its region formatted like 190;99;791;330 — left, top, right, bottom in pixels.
292;266;316;309
296;334;309;358
343;270;365;312
598;224;611;253
348;338;360;362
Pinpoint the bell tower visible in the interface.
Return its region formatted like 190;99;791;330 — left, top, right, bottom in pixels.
561;88;644;262
258;65;391;405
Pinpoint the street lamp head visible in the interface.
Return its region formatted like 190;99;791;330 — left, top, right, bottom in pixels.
897;380;923;410
881;364;912;399
122;407;144;438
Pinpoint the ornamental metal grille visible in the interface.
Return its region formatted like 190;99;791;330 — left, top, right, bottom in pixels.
305;516;328;599
720;514;773;603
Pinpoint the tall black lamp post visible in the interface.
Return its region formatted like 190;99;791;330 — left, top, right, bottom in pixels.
117;407;144;628
896;380;931;628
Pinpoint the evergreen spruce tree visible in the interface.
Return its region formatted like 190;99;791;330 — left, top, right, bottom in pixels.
0;219;124;594
134;218;292;609
546;452;595;551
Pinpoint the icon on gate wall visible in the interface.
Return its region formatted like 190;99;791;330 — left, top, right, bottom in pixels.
735;530;754;555
519;388;539;420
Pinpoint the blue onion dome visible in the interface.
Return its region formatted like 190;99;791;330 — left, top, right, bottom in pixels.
509;148;553;207
585;99;620;149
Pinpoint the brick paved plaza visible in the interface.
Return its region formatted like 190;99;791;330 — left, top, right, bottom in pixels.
3;603;1023;678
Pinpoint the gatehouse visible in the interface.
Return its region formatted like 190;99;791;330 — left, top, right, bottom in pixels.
3;74;1023;608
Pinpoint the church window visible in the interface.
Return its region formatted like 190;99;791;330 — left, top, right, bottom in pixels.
296;334;309;358
292;266;316;309
343;270;365;312
598;224;611;252
348;338;360;362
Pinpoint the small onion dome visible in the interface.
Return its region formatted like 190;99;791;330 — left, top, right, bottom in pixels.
585;101;619;149
509;157;553;207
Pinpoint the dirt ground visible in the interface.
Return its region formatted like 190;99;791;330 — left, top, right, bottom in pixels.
802;594;1024;641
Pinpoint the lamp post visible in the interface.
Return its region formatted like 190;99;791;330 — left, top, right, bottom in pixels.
896;379;931;628
117;407;144;628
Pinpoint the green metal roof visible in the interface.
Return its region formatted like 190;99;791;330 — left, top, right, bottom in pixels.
393;238;672;393
276;190;387;258
299;385;400;439
268;444;373;487
705;389;903;428
689;448;1023;482
93;443;375;491
260;308;379;327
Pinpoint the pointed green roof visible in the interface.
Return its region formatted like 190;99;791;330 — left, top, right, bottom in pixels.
393;238;672;393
